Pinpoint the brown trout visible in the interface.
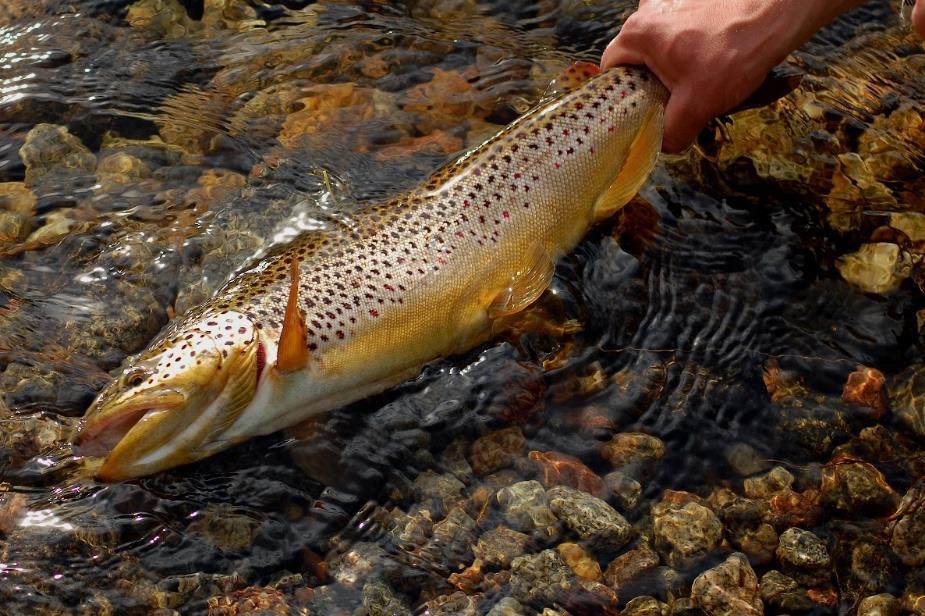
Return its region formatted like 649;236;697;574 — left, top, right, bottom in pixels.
74;63;667;481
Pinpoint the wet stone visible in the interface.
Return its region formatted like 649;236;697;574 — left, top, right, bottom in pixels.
509;548;576;606
775;527;831;586
423;591;478;615
557;542;601;581
19;123;96;187
547;485;632;549
413;470;466;516
669;596;704;615
724;443;771;477
528;450;604;497
889;365;925;438
758;570;812;612
890;482;925;567
496;480;557;532
600;432;665;478
327;542;387;586
473;526;530;569
486;597;525;616
820;457;899;514
205;586;290;615
604;470;642;510
743;466;794;500
470;427;527;476
425;506;478;569
858;593;901;616
737;523;779;566
359;580;412;616
602;542;661;591
691;553;762;616
622;596;669;616
652;500;723;569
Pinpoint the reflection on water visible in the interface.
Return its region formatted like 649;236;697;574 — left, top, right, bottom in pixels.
1;0;924;614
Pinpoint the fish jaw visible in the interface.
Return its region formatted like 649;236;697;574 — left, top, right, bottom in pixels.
74;311;264;481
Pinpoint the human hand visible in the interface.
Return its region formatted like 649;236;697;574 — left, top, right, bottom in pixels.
601;0;862;153
914;1;925;38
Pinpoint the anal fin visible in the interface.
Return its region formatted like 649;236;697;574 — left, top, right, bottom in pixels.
276;255;309;373
488;245;555;320
592;105;663;221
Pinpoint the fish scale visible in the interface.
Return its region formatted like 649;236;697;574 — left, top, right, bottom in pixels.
75;64;668;480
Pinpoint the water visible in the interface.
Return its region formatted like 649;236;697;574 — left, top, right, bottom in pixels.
1;1;924;614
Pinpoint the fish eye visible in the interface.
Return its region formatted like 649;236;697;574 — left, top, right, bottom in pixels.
124;368;148;388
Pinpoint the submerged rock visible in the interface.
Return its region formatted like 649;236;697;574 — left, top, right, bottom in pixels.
496;480;557;532
837;243;911;295
600;432;665;478
556;542;601;581
509;549;576;606
889;365;925;438
528;450;604;497
546;485;632;549
471;427;527;477
691;553;762;616
890;482;925;567
775;527;831;586
858;593;901;616
19;123;96;187
820;457;899;514
652;499;723;569
473;526;530;569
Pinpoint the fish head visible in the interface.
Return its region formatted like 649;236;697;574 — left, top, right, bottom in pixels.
73;310;265;481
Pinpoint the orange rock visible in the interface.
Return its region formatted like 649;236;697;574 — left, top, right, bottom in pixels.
842;365;886;417
207;586;288;615
403;67;479;130
767;489;822;529
529;450;604;497
278;83;396;149
807;587;838;608
558;542;602;581
448;559;484;593
374;130;463;161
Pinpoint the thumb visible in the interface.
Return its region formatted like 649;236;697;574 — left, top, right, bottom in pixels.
601;35;647;71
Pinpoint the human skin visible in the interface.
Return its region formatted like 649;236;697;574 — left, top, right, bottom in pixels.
599;0;896;153
915;1;925;38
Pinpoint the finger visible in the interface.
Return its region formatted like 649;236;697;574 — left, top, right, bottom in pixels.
661;88;711;154
600;34;647;71
914;0;925;39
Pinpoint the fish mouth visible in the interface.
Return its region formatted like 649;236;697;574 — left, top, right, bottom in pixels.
73;394;184;458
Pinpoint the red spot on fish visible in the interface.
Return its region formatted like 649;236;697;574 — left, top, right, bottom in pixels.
514;173;522;179
621;90;626;98
608;126;614;132
554;162;561;169
502;211;510;218
255;342;266;383
369;309;379;318
455;230;465;238
463;200;470;208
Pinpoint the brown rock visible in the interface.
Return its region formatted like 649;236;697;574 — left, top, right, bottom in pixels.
842;366;887;416
529;450;605;496
602;543;660;590
691;553;763;616
206;586;288;615
473;526;530;569
652;499;723;569
0;182;37;215
820;456;899;514
601;432;665;474
890;481;925;566
767;489;822;529
557;542;602;581
470;427;526;476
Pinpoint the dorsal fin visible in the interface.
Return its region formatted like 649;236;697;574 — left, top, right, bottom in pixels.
276;255;309;373
544;61;601;98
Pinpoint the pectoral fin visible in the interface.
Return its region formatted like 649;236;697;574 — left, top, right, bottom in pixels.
488;245;555;320
592;105;662;221
276;256;309;373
